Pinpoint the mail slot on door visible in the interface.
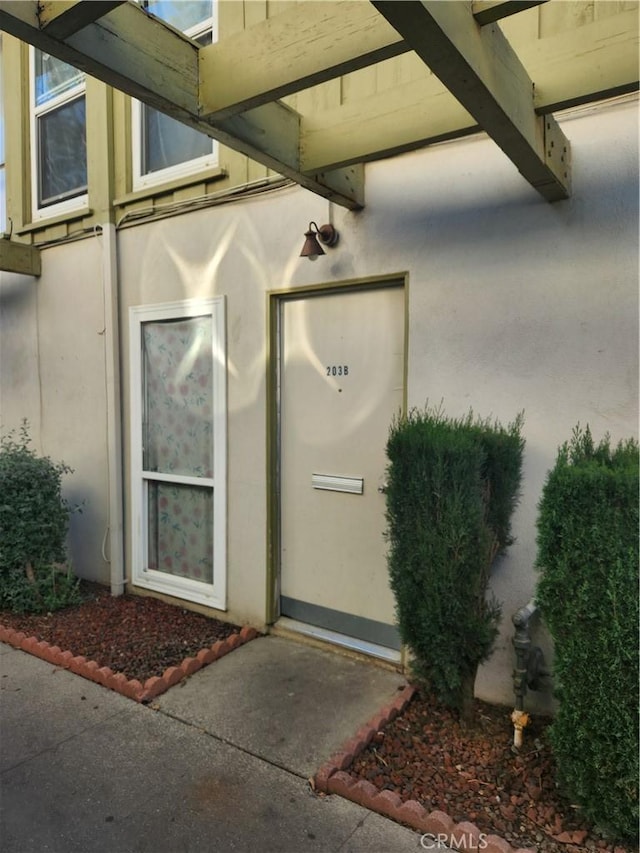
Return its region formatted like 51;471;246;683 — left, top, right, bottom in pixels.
311;474;364;495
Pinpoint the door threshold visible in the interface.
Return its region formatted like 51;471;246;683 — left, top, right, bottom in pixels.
274;616;402;665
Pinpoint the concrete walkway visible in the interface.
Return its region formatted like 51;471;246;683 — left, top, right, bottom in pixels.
1;635;423;853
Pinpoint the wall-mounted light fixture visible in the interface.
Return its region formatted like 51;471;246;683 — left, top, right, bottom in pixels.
299;221;339;261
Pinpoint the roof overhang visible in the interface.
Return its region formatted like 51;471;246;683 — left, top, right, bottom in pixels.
0;0;638;209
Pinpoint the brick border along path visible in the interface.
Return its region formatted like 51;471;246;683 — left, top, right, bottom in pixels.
0;622;258;703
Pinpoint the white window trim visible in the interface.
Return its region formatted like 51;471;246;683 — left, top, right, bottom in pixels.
131;5;218;191
129;297;227;610
29;46;88;221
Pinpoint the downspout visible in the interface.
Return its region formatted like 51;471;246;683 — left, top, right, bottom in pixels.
100;222;125;596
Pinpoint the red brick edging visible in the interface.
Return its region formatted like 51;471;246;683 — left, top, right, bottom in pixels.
313;684;535;853
0;623;258;703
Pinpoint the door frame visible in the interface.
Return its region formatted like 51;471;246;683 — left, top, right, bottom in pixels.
129;296;227;610
266;274;408;628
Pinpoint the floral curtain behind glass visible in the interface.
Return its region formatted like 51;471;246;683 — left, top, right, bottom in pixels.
143;317;214;584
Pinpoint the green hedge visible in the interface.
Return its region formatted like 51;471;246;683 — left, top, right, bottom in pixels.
385;407;524;718
536;426;639;841
0;423;80;613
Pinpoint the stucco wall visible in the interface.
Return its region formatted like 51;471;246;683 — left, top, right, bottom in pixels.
0;272;41;441
0;239;111;583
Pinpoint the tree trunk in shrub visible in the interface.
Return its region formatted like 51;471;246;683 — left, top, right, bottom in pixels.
460;671;476;726
25;561;37;586
24;560;43;607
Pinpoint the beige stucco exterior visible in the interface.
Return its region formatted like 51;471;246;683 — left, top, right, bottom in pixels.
2;93;637;709
1;237;111;578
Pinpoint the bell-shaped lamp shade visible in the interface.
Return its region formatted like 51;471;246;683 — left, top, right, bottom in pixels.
300;222;338;261
300;228;325;261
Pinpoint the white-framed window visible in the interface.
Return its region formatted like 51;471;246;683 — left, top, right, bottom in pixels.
29;48;87;219
0;36;6;233
129;297;227;609
132;0;218;190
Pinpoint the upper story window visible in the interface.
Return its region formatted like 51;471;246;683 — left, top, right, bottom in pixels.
132;1;217;190
30;49;87;218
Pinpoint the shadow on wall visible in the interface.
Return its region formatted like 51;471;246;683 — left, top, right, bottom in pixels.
0;275;42;446
361;112;638;261
65;488;109;586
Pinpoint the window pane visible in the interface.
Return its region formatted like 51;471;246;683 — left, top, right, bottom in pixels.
146;0;211;31
142;317;213;477
38;96;87;206
143;108;212;173
35;51;83;106
147;481;213;583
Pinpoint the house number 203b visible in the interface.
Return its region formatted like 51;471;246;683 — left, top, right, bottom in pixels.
326;365;349;376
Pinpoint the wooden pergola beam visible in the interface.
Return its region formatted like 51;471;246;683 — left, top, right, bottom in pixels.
0;0;636;207
301;78;476;173
37;1;126;39
199;1;409;120
522;7;640;113
205;101;365;208
0;1;199;112
0;240;41;277
472;1;548;27
0;0;363;208
371;0;570;201
301;6;639;173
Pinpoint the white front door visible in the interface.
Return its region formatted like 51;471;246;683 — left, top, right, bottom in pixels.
279;284;405;653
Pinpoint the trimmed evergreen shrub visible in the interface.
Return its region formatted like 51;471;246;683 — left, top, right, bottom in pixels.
536;426;639;841
0;422;80;613
386;407;524;719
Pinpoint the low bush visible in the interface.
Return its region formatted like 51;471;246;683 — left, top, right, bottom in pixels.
0;422;80;613
385;406;524;720
0;564;81;614
536;426;639;841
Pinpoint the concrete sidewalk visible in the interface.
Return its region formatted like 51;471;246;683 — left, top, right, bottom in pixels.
1;635;423;853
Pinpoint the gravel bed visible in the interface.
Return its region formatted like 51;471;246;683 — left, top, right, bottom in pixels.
0;582;239;683
349;692;633;853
